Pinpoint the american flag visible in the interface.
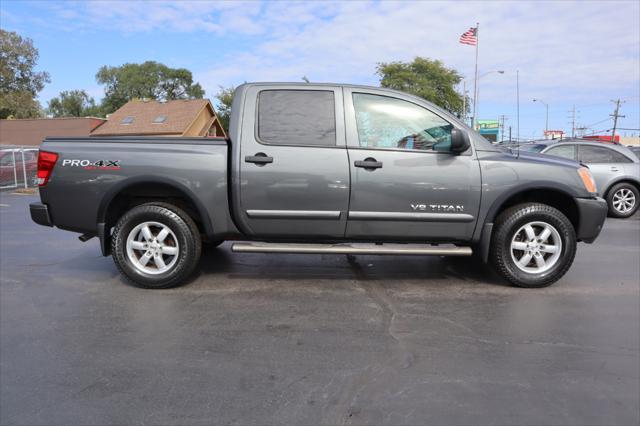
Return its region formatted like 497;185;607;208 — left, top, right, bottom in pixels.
459;27;477;46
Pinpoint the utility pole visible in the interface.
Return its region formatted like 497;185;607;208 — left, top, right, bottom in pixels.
575;125;588;137
610;99;625;142
567;105;578;138
508;126;512;144
498;115;508;142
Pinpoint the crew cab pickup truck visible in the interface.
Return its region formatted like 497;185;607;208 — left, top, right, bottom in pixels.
30;83;608;289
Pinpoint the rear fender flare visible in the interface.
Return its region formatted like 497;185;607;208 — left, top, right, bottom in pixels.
96;175;214;237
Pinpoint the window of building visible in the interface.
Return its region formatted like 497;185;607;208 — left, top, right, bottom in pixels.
352;93;453;151
257;90;336;146
121;116;134;125
153;115;167;124
579;145;632;163
545;144;577;161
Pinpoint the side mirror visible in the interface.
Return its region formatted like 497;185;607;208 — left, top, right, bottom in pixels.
450;128;470;153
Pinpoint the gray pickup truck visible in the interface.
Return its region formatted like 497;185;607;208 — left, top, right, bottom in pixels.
30;83;607;289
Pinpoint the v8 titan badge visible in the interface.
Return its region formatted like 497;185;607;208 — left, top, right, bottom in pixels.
61;159;121;170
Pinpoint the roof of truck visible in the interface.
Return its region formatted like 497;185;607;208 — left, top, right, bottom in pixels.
236;81;468;122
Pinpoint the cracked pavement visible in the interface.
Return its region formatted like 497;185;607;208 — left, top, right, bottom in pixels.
1;192;639;425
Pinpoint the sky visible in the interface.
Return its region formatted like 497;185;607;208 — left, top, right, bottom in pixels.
1;0;639;140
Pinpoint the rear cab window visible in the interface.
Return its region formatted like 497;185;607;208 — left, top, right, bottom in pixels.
257;90;336;146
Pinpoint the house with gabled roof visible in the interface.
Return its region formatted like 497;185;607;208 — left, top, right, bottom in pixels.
90;99;226;138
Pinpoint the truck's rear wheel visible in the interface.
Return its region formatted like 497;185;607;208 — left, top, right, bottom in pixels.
111;203;202;289
490;203;576;288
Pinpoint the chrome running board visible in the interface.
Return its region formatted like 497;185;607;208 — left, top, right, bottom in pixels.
231;242;472;256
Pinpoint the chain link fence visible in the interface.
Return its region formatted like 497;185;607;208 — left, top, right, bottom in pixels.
0;145;39;190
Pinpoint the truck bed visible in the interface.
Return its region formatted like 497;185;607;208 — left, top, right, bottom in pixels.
38;136;237;243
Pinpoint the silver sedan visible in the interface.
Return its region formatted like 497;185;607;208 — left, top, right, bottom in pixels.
529;141;640;218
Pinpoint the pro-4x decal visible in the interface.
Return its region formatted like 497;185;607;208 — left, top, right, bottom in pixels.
61;159;121;170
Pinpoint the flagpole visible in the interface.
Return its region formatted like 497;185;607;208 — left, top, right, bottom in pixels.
516;69;520;142
472;22;479;130
462;79;467;123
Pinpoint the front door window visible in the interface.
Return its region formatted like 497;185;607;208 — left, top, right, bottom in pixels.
352;93;453;152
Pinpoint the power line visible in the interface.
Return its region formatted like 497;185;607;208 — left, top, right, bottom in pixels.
584;128;612;136
583;117;611;128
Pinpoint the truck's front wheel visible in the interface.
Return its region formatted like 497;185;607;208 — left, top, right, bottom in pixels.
111;203;202;289
490;203;577;288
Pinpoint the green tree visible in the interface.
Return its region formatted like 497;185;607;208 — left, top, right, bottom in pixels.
47;90;99;117
95;61;205;114
214;85;235;133
0;29;50;118
376;57;465;116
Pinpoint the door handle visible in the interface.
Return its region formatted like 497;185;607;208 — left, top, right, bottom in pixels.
245;153;273;165
610;167;620;172
354;157;383;169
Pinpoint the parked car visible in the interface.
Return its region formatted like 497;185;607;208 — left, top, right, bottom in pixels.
536;141;640;218
0;148;38;187
30;83;607;289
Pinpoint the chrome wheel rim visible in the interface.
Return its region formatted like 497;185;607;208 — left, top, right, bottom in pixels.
126;221;179;275
613;188;636;214
510;221;562;274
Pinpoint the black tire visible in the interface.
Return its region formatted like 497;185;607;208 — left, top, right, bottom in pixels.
111;202;202;289
606;182;639;218
490;203;577;288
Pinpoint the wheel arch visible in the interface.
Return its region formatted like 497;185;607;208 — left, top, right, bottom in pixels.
97;176;214;255
601;178;640;199
486;185;580;230
476;184;581;263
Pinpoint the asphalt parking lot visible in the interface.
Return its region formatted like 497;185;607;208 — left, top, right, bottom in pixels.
1;192;639;426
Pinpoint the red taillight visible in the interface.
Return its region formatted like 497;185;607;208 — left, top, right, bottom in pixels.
37;151;58;186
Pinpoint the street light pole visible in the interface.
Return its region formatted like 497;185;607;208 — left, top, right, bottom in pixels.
533;98;549;135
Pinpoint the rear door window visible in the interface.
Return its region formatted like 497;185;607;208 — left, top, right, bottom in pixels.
545;145;577;161
579;145;632;163
257;90;336;146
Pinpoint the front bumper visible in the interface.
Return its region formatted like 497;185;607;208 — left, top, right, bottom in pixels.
575;197;607;243
30;202;53;227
